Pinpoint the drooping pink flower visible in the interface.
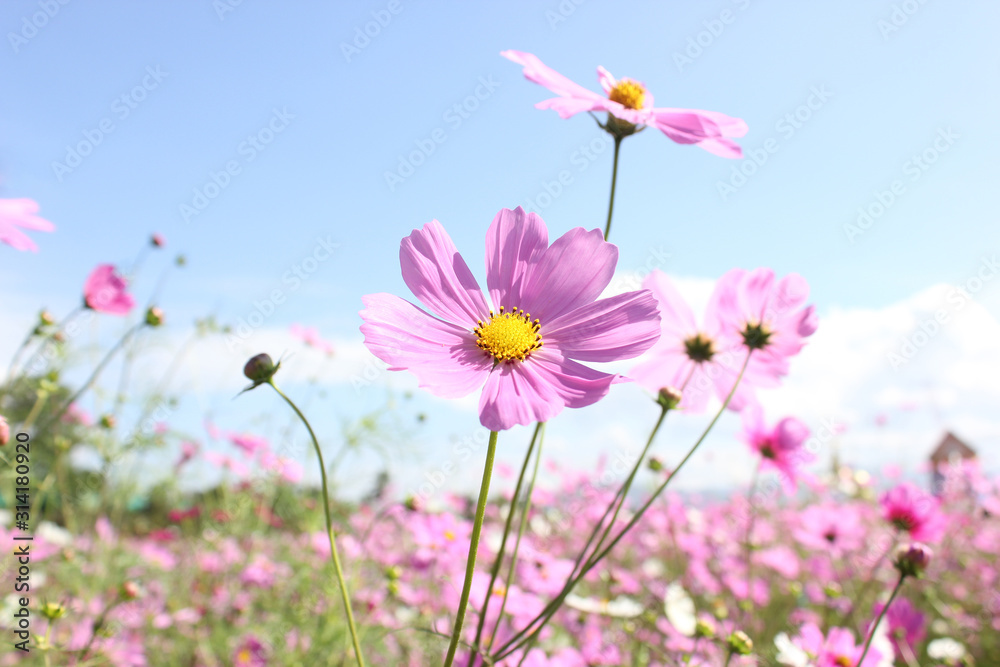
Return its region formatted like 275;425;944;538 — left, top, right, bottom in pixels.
360;207;660;431
630;270;774;413
502;50;747;158
290;323;334;355
713;267;818;381
0;198;55;252
790;623;882;667
83;264;135;315
740;405;814;493
880;482;946;543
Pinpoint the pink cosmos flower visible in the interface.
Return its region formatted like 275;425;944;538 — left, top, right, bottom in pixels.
740;405;814;493
713;267;818;381
290;323;334;355
360;207;660;431
880;482;946;543
233;635;268;667
502;50;747;158
83;264;136;315
630;269;773;413
0;198;55;251
790;623;882;667
794;503;865;554
229;432;270;457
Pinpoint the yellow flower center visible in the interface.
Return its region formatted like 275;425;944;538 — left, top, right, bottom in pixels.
444;529;455;541
608;79;646;110
834;657;852;667
492;585;507;597
236;649;251;664
474;307;543;364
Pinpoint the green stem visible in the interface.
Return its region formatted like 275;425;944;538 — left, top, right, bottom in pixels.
856;573;905;667
485;423;545;656
603;136;623;241
468;424;541;667
443;430;499;667
493;352;751;661
33;322;145;439
268;382;366;667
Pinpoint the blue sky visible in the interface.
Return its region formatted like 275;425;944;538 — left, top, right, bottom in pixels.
2;1;998;498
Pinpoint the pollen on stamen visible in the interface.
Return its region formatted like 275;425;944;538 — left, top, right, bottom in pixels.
473;306;543;364
608;79;646;110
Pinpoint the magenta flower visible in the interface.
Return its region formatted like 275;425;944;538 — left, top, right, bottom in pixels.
714;267;818;381
360;207;660;431
290;323;334;355
233;635;268;667
873;596;925;659
630;269;765;413
740;405;814;493
502;50;747;158
0;198;55;252
83;264;136;315
880;482;946;543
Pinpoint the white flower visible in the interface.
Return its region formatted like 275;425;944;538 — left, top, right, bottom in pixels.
927;637;966;661
663;582;696;636
37;521;72;547
774;632;809;667
565;594;643;618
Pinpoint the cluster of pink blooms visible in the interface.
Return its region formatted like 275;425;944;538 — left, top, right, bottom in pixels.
3;457;996;665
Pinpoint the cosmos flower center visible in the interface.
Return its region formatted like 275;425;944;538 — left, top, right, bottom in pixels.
608;79;646;110
741;321;773;350
834;657;852;667
474;307;543;364
683;333;716;362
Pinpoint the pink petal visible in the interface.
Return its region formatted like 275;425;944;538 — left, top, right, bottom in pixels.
485;207;548;310
544;289;660;362
360;293;490;399
400;220;490;326
596;66;617;94
520;227;617;321
501;50;607;119
643;270;699;344
0;224;38;252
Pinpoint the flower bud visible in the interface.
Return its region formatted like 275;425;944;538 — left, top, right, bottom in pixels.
404;495;424;512
894;542;932;578
647;456;664;472
0;415;9;446
151;233;166;248
694;618;716;639
145;307;164;327
39;310;56;327
727;630;754;655
656;386;682;411
242;353;279;389
824;582;842;599
386;565;402;581
121;581;141;600
41;602;66;620
99;414;116;430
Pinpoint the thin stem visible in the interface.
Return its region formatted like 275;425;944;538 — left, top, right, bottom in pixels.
493;352;752;661
33;322;145;439
603;136;623;241
856;573;905;667
4;307;83;398
443;430;499;667
268;382;366;667
468;423;542;667
485;423;545;656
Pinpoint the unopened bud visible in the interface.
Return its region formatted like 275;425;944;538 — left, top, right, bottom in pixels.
647;456;664;472
151;233;166;248
727;630;753;655
242;353;279;389
824;582;842;599
695;618;716;639
894;542;932;579
404;495;424;512
0;415;9;446
99;414;116;430
656;386;682;410
175;255;187;267
39;310;56;327
145;307;164;327
41;602;66;620
386;565;402;581
121;581;141;600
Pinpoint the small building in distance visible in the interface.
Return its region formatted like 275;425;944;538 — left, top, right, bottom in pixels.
929;431;977;495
